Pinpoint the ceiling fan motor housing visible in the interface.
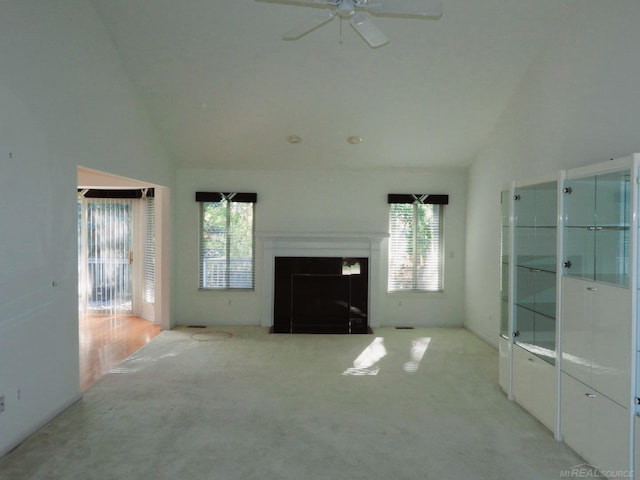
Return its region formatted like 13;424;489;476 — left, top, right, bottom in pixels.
337;0;356;17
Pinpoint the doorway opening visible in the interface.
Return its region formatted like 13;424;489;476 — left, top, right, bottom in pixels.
77;167;168;389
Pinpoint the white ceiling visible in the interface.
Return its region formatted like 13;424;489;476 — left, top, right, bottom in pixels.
92;0;579;170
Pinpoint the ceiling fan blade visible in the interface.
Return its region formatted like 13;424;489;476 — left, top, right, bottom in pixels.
283;10;337;40
365;0;443;18
350;13;389;48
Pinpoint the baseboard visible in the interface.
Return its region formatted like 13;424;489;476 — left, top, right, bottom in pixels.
0;392;83;458
464;323;498;349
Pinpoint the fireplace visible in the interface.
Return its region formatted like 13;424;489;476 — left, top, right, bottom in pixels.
258;232;387;332
273;257;369;334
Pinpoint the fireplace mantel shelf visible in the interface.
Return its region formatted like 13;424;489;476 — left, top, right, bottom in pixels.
257;232;388;241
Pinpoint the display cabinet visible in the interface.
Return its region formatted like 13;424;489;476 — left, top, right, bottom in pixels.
499;190;512;396
500;180;559;432
559;155;639;478
499;154;640;475
513;181;558;363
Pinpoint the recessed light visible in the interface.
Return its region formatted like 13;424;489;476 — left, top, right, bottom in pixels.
288;135;301;144
347;136;362;144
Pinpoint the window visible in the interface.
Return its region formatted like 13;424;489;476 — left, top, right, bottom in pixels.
143;192;155;304
196;192;256;289
387;194;447;292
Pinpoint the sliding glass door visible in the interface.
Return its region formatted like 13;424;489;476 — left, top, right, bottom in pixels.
78;197;133;314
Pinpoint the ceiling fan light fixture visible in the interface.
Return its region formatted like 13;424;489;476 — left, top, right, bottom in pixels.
347;136;362;144
288;135;302;144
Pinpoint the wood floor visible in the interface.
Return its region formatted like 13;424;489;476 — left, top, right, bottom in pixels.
79;314;161;391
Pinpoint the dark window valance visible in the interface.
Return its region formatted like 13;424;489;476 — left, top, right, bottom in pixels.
79;188;154;199
387;194;448;205
195;192;257;203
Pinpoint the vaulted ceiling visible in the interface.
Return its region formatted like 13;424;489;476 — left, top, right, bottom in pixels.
92;0;580;170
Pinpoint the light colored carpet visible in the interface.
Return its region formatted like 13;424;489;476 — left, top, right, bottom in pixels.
0;327;588;479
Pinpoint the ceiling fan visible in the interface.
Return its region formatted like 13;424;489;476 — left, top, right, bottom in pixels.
258;0;443;48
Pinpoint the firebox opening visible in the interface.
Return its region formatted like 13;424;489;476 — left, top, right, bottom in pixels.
273;257;369;334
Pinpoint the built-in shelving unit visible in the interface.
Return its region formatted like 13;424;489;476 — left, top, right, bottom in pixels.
498;191;511;396
560;157;637;476
499;179;559;432
498;154;640;477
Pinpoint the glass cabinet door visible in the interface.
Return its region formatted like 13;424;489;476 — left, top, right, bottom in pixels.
500;273;509;338
535;182;558;227
595;228;629;286
515;228;535;269
564;226;596;281
535;270;557;319
564;177;596;227
564;176;596;281
515;266;536;312
534;227;557;273
500;190;510;338
514;185;536;270
534;182;558;273
595;171;630;227
513;181;557;363
595;171;630;287
562;170;630;287
514;185;536;227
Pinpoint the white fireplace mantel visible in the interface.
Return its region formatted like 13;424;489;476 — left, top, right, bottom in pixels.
257;231;388;329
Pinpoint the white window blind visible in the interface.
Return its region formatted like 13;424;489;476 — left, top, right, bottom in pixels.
197;192;256;290
143;195;155;304
388;201;444;292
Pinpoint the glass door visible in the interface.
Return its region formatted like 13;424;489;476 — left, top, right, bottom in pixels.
78;197;134;314
513;181;557;363
563;170;630;287
500;190;510;339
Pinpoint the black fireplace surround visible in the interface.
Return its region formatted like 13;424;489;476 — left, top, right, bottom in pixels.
273;257;369;334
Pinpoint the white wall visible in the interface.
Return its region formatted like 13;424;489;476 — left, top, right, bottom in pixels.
175;167;467;328
0;1;173;455
464;1;640;345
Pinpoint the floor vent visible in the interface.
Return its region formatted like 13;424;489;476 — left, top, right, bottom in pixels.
395;326;414;329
